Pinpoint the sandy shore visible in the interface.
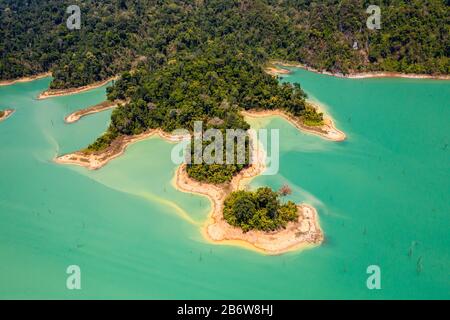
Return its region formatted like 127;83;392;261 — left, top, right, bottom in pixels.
242;107;346;142
56;124;324;254
0;72;52;86
37;76;118;100
265;66;291;77
270;61;450;80
173;140;323;255
65;100;125;124
54;129;189;170
0;109;15;122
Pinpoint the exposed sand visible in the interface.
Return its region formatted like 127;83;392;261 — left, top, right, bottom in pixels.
65;100;125;124
270;61;450;80
55;123;324;255
0;73;52;86
173;146;323;255
54;129;189;170
241;107;346;142
0;109;15;122
266;66;291;77
37;76;119;100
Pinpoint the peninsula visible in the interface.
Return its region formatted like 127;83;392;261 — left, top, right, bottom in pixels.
269;62;450;80
54;96;335;254
0;73;51;86
64;100;125;124
174;161;323;255
55;119;325;254
37;77;118;100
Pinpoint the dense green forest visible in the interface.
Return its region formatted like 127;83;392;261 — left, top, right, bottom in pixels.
90;42;310;183
223;187;298;232
1;0;448;87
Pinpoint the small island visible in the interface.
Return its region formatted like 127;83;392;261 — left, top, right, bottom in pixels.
55;129;188;170
0;109;15;123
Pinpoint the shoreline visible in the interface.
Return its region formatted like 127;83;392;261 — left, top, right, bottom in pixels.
270;61;450;80
65;100;125;124
241;107;346;142
172;140;323;255
56;102;346;169
0;109;15;122
0;72;52;86
55;125;325;255
37;76;118;100
265;66;291;77
54;129;188;170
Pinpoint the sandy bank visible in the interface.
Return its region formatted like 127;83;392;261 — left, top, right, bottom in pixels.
37;77;118;100
65;100;125;124
241;107;346;142
270;61;450;80
265;66;291;77
173;145;323;255
56;124;324;255
0;109;15;122
54;129;188;170
0;73;52;86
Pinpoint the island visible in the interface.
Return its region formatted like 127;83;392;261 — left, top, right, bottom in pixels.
242;101;346;142
0;109;15;123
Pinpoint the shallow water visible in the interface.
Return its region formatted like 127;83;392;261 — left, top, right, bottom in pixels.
0;70;448;299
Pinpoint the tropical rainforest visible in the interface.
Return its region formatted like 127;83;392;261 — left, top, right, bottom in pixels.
1;0;449;87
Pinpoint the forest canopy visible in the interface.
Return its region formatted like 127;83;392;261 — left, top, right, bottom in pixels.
1;0;448;88
223;187;299;232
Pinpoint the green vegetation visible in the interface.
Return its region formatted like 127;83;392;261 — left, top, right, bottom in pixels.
301;104;325;127
2;0;448;185
87;42;313;184
223;187;299;232
185;130;252;185
1;1;448;88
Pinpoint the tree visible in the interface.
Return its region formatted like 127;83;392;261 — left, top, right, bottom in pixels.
223;187;298;232
279;184;292;197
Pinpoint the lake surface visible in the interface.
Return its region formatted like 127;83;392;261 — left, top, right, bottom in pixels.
0;69;448;299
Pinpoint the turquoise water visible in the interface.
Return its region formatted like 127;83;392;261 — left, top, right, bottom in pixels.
0;70;448;299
